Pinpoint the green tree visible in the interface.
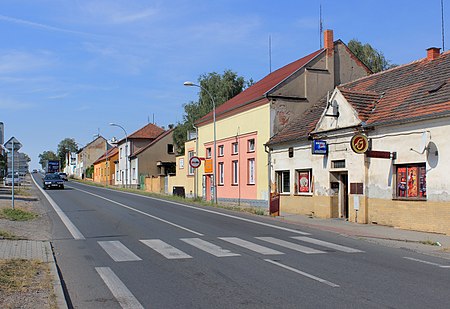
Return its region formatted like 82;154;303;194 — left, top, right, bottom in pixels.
174;70;252;154
38;151;58;169
57;138;78;169
348;39;396;73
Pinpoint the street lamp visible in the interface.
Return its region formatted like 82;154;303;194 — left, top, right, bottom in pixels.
184;81;217;204
109;123;128;188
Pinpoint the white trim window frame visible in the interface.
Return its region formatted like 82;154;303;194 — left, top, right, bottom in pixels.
276;170;290;194
218;162;224;185
248;139;255;152
232;160;239;185
218;145;224;157
188;151;194;175
248;158;255;184
232;142;238;155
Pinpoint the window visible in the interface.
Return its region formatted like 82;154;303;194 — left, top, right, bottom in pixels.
332;160;345;169
179;158;184;169
167;144;174;154
296;169;312;193
232;142;238;155
120;148;123;159
276;171;290;194
218;162;224;185
206;147;212;158
248;159;255;184
218;145;224;157
396;164;426;199
248;139;255;152
132;168;136;180
188;151;194;175
232;160;239;185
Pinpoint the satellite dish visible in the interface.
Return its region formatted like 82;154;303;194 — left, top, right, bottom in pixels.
419;131;428;153
426;141;438;168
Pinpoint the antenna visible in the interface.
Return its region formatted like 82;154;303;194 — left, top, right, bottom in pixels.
269;34;272;73
319;4;323;48
442;0;445;51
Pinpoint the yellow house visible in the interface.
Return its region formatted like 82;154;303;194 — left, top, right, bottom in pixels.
190;30;369;208
93;147;118;185
168;139;197;198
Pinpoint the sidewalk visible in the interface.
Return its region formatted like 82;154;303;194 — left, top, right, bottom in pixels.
275;212;450;260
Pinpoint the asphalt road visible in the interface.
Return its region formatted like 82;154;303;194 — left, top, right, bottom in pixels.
32;175;450;309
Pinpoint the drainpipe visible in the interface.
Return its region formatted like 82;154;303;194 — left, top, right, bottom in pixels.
264;143;272;213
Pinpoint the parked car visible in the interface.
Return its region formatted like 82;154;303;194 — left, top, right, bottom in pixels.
4;173;21;186
43;173;64;190
56;172;68;181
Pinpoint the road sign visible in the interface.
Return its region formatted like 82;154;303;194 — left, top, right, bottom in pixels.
189;156;201;169
4;137;22;151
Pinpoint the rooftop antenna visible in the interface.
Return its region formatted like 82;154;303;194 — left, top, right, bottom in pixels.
442;0;445;51
319;4;323;49
269;34;272;73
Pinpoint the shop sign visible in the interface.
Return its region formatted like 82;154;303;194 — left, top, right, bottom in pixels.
350;134;369;154
204;159;213;173
312;140;328;155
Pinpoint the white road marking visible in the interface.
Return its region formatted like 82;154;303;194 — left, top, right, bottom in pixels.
219;237;284;255
95;267;144;309
264;259;340;288
291;236;364;253
181;238;240;257
70;186;204;236
98;241;142;262
403;257;450;268
31;175;85;240
71;182;311;235
256;237;325;254
140;239;192;259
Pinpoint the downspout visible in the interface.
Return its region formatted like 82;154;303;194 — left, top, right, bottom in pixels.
264;143;272;212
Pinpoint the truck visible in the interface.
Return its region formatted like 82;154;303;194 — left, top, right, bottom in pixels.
45;160;60;174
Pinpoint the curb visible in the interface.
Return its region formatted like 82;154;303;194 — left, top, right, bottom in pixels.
46;242;68;309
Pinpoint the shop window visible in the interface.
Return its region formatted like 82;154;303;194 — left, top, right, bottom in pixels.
396;164;426;199
296;169;312;193
276;170;290;194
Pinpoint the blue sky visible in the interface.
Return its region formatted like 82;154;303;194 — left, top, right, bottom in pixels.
1;0;448;169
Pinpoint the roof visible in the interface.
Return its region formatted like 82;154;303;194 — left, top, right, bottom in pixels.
130;129;174;158
338;50;450;126
267;96;328;146
195;48;324;125
122;123;165;142
93;147;118;165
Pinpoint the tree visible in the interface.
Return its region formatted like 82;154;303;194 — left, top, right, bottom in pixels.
174;70;252;154
348;39;396;73
57;138;78;169
38;151;58;169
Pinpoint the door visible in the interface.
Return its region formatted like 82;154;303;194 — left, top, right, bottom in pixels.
341;174;349;219
204;175;212;202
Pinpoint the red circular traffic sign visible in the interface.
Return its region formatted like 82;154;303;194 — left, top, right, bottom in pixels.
189;156;201;168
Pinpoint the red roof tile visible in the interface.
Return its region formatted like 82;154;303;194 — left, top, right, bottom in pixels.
127;123;165;140
196;48;324;125
93;147;118;165
339;50;450;126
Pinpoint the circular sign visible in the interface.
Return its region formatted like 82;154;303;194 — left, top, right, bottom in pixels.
350;134;369;154
189;156;201;168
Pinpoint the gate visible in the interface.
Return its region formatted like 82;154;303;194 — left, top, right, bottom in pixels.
270;192;280;216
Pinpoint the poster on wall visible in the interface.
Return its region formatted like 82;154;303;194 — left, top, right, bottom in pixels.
298;172;310;193
419;166;427;197
397;167;407;197
407;166;418;197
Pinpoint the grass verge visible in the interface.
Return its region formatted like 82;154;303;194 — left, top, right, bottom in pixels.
0;208;37;221
0;230;19;240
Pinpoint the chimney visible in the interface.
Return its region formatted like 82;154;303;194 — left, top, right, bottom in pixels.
426;47;441;61
324;29;334;56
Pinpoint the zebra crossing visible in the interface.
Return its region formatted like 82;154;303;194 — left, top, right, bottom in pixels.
99;236;364;262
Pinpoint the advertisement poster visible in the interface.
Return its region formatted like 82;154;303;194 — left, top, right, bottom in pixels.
397;167;407;197
419;166;427;197
298;172;310;193
407;166;418;197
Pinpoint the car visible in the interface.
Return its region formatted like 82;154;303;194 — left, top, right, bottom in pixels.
4;173;21;186
43;173;64;190
32;169;38;173
57;172;68;181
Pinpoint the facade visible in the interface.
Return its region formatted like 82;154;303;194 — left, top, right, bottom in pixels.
128;129;176;190
168;138;198;198
113;123;165;187
75;136;110;179
268;48;450;234
93;147;119;185
192;30;369;206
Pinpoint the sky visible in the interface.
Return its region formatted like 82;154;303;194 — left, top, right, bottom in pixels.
0;0;448;170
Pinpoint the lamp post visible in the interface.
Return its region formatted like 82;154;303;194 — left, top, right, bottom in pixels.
184;81;217;204
109;123;128;188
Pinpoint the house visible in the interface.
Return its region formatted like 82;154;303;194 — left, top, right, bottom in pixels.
184;30;370;207
75;136;111;179
113;123;165;188
267;47;450;234
128;128;176;190
93;147;118;185
168;138;197;198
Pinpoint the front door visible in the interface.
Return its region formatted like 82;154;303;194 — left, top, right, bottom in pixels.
341;174;349;219
204;175;212;202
